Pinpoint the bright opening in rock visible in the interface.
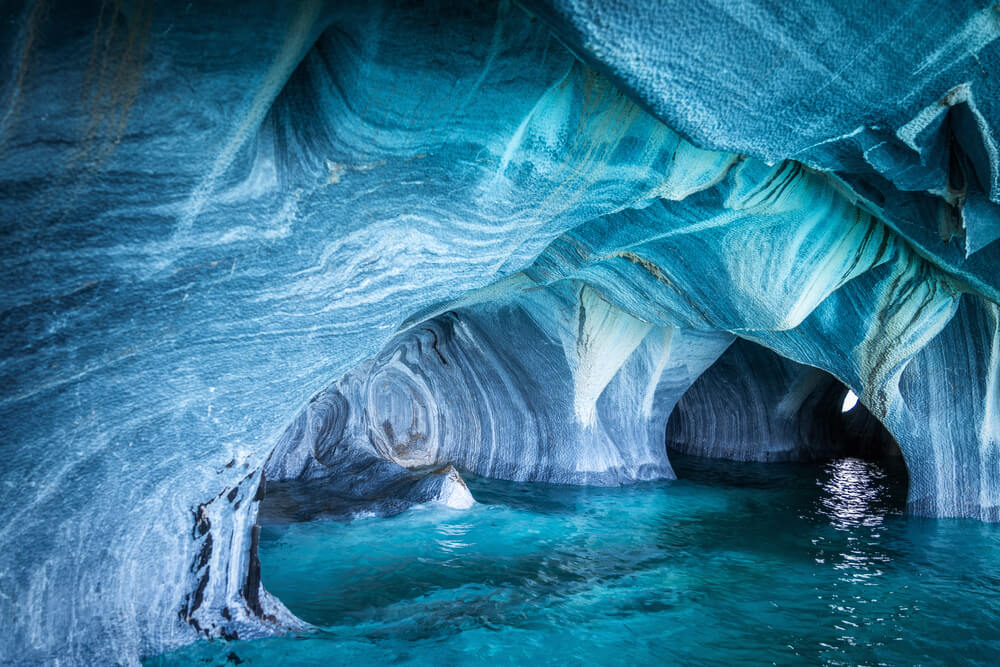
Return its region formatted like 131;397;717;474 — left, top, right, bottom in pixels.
842;389;859;413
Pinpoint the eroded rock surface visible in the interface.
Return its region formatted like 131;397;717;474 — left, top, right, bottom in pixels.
267;282;732;487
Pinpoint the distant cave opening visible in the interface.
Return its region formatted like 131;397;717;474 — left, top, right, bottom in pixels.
841;389;859;413
664;338;907;492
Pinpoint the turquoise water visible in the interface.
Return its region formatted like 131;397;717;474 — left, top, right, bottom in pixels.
149;456;1000;665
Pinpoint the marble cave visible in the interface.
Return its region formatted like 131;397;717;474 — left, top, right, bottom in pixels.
2;0;1000;664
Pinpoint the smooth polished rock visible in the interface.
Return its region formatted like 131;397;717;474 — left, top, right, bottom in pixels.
0;3;733;662
266;281;733;486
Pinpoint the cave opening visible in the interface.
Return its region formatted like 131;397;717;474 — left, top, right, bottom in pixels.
663;337;908;510
841;389;859;413
664;338;904;465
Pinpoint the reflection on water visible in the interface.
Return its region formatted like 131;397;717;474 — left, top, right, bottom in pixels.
148;455;1000;666
819;457;891;530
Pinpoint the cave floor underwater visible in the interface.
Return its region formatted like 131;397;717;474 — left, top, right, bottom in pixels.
147;454;1000;666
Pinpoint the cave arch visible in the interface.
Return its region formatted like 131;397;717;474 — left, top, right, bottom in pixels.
259;281;734;506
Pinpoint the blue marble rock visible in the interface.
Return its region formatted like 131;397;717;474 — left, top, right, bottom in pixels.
524;0;1000;267
0;0;998;664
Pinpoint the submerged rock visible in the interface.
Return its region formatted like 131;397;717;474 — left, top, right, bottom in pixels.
261;464;474;523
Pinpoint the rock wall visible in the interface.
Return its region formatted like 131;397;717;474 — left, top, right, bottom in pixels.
266;282;732;487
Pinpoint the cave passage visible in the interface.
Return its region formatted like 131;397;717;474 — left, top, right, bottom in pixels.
200;313;933;667
5;0;1000;663
665;338;904;465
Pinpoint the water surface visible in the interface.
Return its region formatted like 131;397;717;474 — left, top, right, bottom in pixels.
148;455;1000;665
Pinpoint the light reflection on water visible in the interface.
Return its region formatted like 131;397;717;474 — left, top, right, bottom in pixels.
819;457;890;530
148;455;1000;666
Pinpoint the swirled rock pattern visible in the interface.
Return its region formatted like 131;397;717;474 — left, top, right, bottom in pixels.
524;0;1000;291
268;282;732;486
1;0;999;664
